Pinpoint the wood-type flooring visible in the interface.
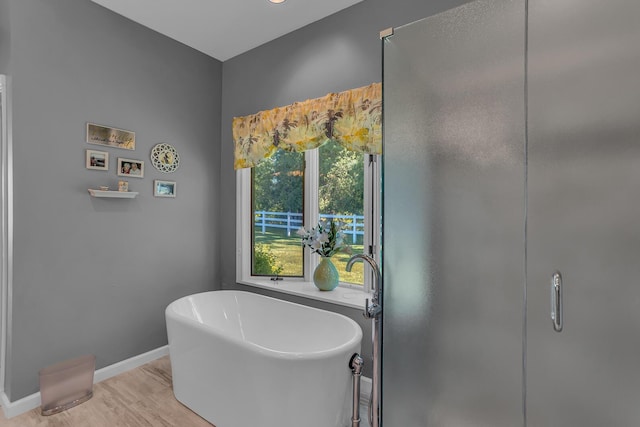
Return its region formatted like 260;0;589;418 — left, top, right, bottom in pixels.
0;356;214;427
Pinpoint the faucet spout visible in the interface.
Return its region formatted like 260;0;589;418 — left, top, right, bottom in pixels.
346;254;381;300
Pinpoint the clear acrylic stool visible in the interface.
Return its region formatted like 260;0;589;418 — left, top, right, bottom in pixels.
39;354;95;416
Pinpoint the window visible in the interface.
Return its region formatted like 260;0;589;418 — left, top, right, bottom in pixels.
237;143;380;293
251;150;304;277
318;141;365;284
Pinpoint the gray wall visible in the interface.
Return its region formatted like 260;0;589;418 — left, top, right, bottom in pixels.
3;0;221;400
220;0;471;378
0;0;9;74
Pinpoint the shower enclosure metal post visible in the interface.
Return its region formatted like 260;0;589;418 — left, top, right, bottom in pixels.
370;307;382;427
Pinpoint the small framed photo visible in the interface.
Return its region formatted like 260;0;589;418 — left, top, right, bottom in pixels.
117;158;144;178
154;180;176;198
86;149;109;171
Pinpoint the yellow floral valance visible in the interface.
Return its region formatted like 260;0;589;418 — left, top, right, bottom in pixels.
233;83;381;169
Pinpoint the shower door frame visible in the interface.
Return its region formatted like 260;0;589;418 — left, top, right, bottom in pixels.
381;0;640;425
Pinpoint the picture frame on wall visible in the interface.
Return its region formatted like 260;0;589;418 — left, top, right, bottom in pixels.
117;158;144;178
86;149;109;171
154;180;176;198
86;122;135;150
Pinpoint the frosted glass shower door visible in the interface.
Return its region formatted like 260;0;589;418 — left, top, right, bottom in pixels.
527;0;640;425
382;1;526;425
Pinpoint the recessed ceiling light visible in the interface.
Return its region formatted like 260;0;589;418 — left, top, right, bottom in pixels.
268;0;286;4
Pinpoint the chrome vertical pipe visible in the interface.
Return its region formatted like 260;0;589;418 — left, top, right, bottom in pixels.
349;353;364;427
346;254;382;427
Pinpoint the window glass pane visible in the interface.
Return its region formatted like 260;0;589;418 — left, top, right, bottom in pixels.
252;150;304;277
319;140;364;285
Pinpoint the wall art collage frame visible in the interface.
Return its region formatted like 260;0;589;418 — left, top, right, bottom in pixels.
85;122;178;198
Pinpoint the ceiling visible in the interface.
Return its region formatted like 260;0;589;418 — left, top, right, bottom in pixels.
90;0;364;62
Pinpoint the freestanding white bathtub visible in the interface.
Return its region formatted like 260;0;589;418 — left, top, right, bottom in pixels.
165;290;363;427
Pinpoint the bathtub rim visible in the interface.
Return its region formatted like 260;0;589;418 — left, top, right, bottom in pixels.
166;290;363;361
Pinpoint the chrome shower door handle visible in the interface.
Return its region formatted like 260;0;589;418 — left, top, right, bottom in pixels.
551;271;563;332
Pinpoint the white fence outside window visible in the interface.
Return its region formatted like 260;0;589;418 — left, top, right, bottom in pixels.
254;211;364;243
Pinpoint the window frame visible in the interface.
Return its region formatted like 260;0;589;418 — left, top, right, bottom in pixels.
236;147;380;298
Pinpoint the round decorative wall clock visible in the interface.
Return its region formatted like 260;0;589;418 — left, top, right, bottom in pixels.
151;143;180;173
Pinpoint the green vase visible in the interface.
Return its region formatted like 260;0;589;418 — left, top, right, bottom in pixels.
313;257;339;291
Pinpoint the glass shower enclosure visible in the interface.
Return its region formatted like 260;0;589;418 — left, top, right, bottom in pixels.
382;0;640;425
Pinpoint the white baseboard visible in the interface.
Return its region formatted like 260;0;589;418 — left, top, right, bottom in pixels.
93;345;169;383
0;345;169;420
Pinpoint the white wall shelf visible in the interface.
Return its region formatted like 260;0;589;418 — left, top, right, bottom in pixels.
88;189;138;198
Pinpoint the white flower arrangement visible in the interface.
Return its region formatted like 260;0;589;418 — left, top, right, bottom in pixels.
297;220;352;258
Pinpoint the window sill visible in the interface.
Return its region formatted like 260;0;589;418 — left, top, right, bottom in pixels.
237;278;369;310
